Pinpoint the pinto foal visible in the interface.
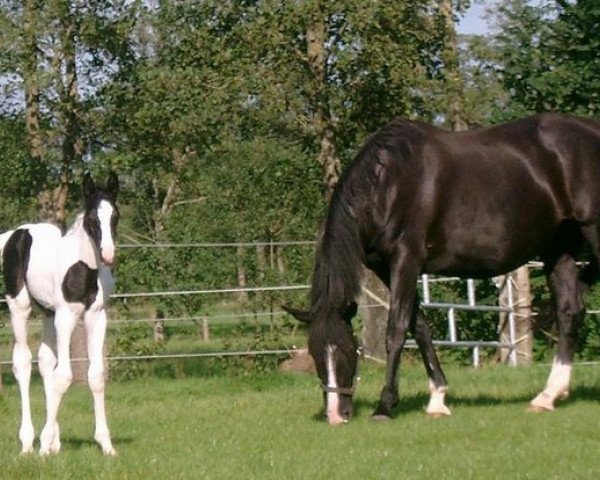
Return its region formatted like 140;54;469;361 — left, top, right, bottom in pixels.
0;172;119;455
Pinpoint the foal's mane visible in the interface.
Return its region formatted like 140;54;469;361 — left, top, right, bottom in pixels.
66;213;85;235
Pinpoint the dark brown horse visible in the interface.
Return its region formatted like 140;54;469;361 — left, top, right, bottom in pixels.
287;113;600;424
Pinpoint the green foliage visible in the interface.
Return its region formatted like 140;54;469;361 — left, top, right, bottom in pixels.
0;117;41;228
3;1;600;368
218;321;294;376
487;0;600;119
108;321;164;381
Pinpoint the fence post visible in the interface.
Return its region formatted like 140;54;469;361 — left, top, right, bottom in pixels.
498;266;533;365
361;271;389;361
448;308;457;343
154;308;166;343
202;315;210;342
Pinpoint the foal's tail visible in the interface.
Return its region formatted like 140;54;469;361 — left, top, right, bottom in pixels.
0;229;14;262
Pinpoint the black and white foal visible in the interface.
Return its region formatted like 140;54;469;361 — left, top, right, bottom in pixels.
0;172;119;455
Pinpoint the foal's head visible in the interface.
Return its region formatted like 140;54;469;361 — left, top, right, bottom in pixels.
287;303;359;425
82;172;120;266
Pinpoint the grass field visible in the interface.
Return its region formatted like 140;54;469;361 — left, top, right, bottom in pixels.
1;361;600;479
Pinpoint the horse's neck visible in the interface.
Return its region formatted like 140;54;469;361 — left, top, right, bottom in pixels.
66;214;100;269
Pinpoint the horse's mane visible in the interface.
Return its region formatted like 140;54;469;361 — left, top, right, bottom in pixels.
308;117;429;321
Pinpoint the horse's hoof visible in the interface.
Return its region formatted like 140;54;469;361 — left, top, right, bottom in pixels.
371;413;392;422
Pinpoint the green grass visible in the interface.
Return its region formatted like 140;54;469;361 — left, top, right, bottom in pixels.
1;362;600;479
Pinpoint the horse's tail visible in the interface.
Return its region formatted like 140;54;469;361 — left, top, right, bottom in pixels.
309;191;364;318
0;230;14;263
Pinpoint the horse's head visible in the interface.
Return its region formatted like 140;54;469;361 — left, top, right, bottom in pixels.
286;302;359;425
82;172;120;266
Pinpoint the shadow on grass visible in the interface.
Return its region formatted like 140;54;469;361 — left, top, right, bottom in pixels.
60;435;134;451
339;384;600;421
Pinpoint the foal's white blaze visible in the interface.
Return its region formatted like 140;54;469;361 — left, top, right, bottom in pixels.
325;344;344;425
425;380;452;417
97;200;115;266
531;357;572;411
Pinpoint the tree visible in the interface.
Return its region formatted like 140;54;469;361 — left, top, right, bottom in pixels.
487;0;600;119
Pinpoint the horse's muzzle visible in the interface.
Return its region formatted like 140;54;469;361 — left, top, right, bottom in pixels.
101;248;116;266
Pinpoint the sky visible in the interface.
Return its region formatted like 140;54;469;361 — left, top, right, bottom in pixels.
457;3;491;35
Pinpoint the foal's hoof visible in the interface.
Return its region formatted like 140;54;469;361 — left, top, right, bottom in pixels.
528;392;555;413
527;404;553;413
426;412;449;419
103;447;117;457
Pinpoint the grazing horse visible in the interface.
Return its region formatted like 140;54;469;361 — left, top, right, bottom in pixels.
286;113;600;425
0;172;119;455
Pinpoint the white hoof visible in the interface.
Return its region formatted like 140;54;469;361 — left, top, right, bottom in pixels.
96;432;116;456
529;392;555;412
425;404;452;417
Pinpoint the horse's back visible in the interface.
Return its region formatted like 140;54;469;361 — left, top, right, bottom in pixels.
354;113;600;277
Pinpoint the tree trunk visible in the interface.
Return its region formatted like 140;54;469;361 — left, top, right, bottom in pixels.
57;1;86;378
306;4;341;200
23;0;51;222
439;0;467;132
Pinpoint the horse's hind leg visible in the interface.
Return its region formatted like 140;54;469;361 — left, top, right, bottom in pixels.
413;311;451;417
7;289;34;453
85;308;116;456
530;254;584;411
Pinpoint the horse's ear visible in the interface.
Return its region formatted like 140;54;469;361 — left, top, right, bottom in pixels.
341;301;358;324
105;171;119;201
82;172;95;200
283;305;312;324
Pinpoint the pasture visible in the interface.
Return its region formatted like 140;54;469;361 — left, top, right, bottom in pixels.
1;361;600;479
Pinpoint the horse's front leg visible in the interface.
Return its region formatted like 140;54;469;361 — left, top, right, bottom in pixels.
39;305;79;456
372;254;420;421
7;290;34;453
84;308;116;456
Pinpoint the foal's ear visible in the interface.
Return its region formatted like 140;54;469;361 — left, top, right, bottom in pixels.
283;305;312;324
341;301;358;324
105;171;119;201
82;172;95;200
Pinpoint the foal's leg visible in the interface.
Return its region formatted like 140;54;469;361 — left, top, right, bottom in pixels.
412;311;451;417
372;254;420;420
38;310;60;454
39;306;79;455
84;308;116;456
530;254;584;411
7;289;34;453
